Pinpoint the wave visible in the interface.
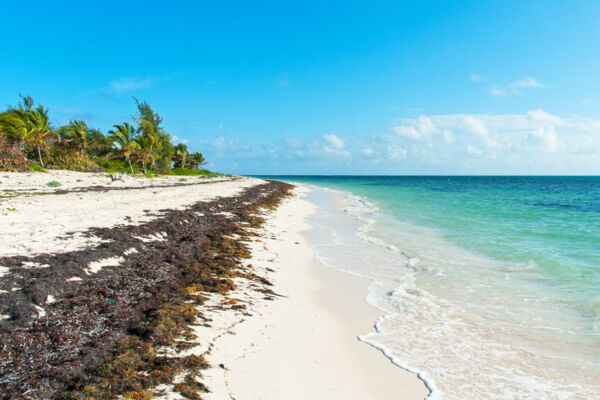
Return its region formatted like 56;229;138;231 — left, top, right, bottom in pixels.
302;184;600;400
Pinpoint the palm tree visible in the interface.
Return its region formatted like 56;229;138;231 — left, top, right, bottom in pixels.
0;96;55;167
59;120;91;155
88;128;112;158
0;95;37;150
135;132;156;174
189;152;207;170
173;143;189;168
0;110;28;149
108;123;138;173
27;105;54;167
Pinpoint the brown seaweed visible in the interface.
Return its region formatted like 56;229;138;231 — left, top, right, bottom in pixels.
0;180;292;400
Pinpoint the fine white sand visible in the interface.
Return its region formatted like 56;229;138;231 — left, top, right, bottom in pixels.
192;186;429;400
0;170;263;257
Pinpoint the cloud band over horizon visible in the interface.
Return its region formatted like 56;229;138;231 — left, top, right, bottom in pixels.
202;109;600;175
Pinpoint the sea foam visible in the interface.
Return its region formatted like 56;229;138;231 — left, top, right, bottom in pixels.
303;184;600;400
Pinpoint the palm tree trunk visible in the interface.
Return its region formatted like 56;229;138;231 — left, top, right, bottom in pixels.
127;157;133;174
37;146;45;168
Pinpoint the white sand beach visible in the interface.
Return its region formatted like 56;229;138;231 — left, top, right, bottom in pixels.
1;171;427;399
194;186;428;400
0;170;259;257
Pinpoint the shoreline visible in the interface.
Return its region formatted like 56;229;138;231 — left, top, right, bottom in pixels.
200;185;428;399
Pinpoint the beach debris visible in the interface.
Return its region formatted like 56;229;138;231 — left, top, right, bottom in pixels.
110;173;125;182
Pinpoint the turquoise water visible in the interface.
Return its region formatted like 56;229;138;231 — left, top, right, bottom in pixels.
261;176;600;399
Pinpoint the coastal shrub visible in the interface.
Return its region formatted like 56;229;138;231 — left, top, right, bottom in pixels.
46;180;61;187
46;146;99;172
97;158;139;173
30;163;47;173
0;133;30;171
167;168;219;177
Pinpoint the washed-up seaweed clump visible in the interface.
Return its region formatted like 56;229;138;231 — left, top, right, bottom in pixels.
0;180;292;400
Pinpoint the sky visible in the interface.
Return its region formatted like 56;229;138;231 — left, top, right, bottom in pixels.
1;1;600;175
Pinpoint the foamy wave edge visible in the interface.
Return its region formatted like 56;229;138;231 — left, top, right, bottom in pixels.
307;185;439;399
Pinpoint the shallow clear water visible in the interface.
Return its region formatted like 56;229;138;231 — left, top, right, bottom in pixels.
260;176;600;399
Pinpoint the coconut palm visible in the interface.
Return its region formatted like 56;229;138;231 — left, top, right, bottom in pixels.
173;143;189;168
59;120;91;155
0;96;55;167
188;152;207;170
28;106;54;167
0;95;36;149
0;110;28;149
108;122;138;173
88;128;112;158
134;132;156;174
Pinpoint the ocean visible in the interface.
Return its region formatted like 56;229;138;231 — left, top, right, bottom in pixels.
261;176;600;400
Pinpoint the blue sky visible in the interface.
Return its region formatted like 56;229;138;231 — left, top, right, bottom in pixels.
1;1;599;174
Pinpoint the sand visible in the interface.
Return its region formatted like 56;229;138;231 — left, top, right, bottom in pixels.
0;170;261;257
195;186;429;399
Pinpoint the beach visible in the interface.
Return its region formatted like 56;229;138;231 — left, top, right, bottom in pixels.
267;176;600;400
197;185;428;399
0;170;427;399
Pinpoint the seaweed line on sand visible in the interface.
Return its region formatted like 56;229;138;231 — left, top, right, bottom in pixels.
0;179;293;400
0;177;239;199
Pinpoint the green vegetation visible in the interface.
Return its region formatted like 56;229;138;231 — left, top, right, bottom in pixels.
0;95;210;175
167;168;219;177
46;181;61;187
97;158;140;173
30;163;47;173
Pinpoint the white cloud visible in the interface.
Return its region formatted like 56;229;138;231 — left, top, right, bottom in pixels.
324;134;344;149
460;115;490;137
529;125;562;153
211;136;251;153
393;116;454;143
391;109;600;161
386;144;407;160
489;84;507;97
110;77;156;93
464;144;483;158
527;108;562;125
362;147;374;156
172;136;189;144
285;137;303;148
470;73;483;82
487;77;544;97
581;98;591;105
306;134;351;158
510;77;544;92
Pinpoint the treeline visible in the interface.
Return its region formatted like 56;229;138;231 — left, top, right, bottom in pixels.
0;95;206;174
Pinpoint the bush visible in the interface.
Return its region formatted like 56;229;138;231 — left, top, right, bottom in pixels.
30;163;47;173
166;168;219;177
97;158;139;173
0;133;30;172
46;181;61;187
46;146;99;172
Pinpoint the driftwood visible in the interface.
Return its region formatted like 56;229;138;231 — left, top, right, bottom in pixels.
109;173;125;182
